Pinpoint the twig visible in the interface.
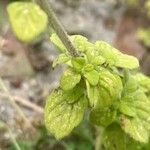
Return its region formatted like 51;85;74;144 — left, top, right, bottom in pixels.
0;78;34;130
14;96;44;114
0;93;44;114
38;0;79;57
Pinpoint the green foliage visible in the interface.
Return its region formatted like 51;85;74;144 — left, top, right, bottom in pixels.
45;33;150;145
7;2;48;42
133;73;150;94
103;123;145;150
84;70;99;86
103;123;127;150
95;41;139;69
44;89;87;139
98;70;123;107
119;77;150;143
90;107;117;127
60;68;81;90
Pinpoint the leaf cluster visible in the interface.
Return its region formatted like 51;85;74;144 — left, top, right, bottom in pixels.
45;33;150;148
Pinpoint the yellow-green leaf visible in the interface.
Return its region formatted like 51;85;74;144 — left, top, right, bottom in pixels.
119;77;150;143
97;70;123;107
44;90;87;139
133;73;150;93
90;107;116;127
86;80;99;107
7;2;48;42
84;70;99;86
71;57;86;72
120;115;149;143
95;41;139;69
52;54;70;68
60;68;81;90
70;35;93;52
103;124;127;150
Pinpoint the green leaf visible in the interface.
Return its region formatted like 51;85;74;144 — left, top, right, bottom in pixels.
119;98;136;117
83;64;94;72
52;54;70;68
60;68;81;90
86;49;106;66
119;77;150;143
70;35;93;52
50;33;67;52
97;70;123;107
44;89;87;139
103;123;146;150
84;70;99;86
86;80;99;107
103;123;127;150
64;81;85;104
115;54;139;69
7;2;48;42
71;57;86;72
95;41;139;69
133;73;150;93
90;107;116;127
120;115;150;143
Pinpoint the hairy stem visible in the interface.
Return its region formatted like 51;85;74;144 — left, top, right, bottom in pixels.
38;0;79;57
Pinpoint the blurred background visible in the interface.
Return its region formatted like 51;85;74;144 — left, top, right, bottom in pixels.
0;0;150;149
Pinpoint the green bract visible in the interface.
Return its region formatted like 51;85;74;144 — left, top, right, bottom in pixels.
7;2;48;42
44;89;87;139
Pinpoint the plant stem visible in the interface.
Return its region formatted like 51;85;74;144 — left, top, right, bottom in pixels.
95;127;102;150
38;0;79;57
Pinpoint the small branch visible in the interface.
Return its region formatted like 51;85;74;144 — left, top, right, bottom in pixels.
38;0;79;57
14;96;44;114
0;78;34;130
0;93;43;114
